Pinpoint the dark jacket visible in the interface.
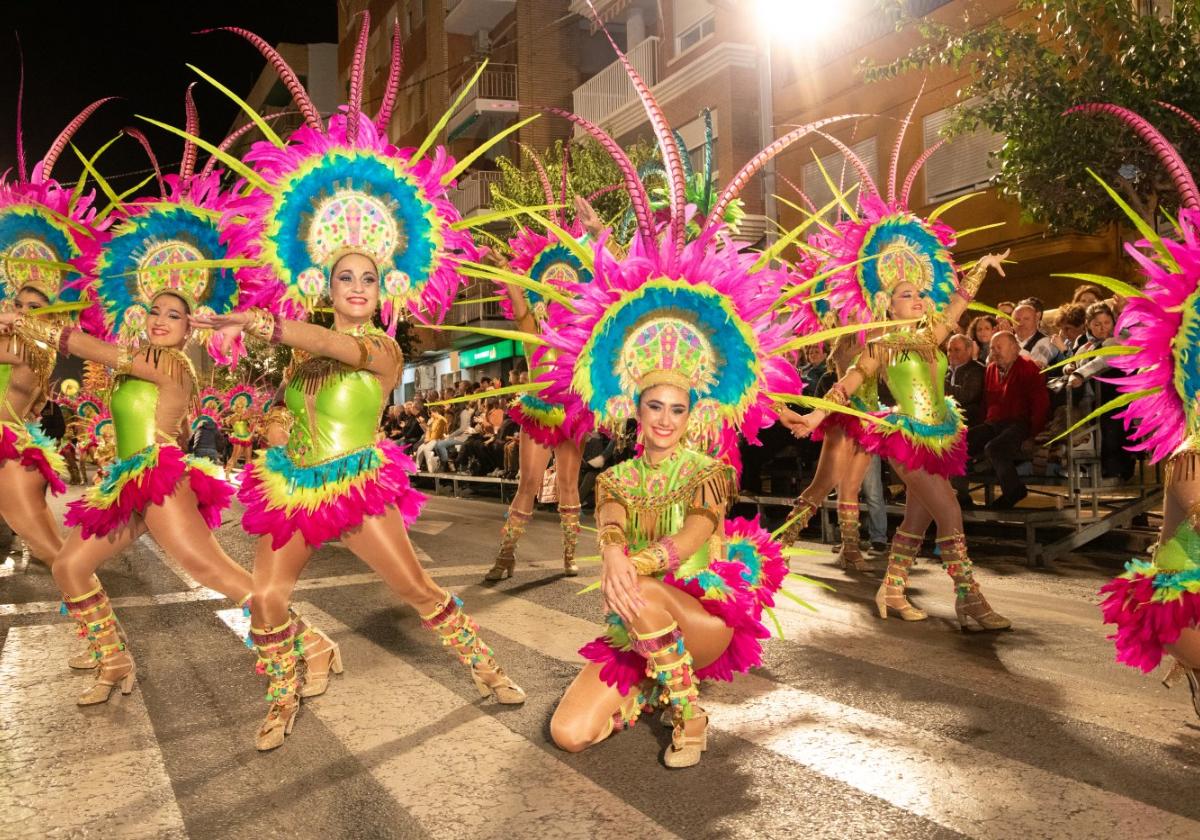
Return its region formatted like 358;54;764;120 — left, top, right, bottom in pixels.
946;359;986;426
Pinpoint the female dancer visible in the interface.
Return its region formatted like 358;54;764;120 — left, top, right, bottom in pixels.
1065;103;1200;717
8;99;338;706
483;178;602;581
223;388;257;473
789;248;1012;630
200;16;525;750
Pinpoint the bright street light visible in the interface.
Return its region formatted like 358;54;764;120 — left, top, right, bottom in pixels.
756;0;847;43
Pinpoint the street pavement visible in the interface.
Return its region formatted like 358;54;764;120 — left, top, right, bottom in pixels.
2;487;1199;840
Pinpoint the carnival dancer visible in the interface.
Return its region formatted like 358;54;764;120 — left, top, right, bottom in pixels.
778;97;963;571
788;240;1012;630
482;149;602;580
195;15;527;750
7;94;338;706
0;92;115;667
223;384;258;473
1064;103;1200;717
525;15;825;767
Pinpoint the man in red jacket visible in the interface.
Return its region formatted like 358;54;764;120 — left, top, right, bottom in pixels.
968;331;1050;509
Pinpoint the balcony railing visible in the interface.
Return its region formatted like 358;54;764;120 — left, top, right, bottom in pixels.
449;170;503;218
450;63;518;107
447;279;505;326
572;36;659;129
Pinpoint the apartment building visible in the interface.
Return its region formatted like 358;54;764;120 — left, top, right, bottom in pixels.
771;0;1124;305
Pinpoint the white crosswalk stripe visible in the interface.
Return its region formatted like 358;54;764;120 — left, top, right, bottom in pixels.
0;625;188;840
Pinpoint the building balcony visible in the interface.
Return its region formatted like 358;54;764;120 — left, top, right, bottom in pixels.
571;36;659;133
447;63;519;141
446;279;506;333
448;170;503;220
445;0;516;35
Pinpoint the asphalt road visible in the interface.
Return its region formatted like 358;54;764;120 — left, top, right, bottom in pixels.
2;488;1199;840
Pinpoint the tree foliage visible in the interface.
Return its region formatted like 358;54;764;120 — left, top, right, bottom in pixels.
487;137;660;242
865;0;1200;230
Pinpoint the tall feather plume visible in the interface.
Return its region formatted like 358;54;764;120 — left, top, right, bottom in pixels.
1156;101;1200;138
888;80;924;203
181;83;200;181
374;19;404;131
36;98;117;181
199;111;291;180
702;108;715;209
814;131;879;198
202;27;323;131
14;34;26;182
778;172;818;213
587;1;686;259
546;107;654;245
1065;103;1200;210
122;127;167;198
559;142;572;226
347;11;370;145
708;113;866;227
520;143;556;210
900;140;946;206
586;183;622;203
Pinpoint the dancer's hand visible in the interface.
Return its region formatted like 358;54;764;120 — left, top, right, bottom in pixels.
788;412;823;439
977;249;1010;277
191;311;250;357
601;547;646;625
574;195;604;238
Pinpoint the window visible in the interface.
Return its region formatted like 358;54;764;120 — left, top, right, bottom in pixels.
412;0;424;26
404;62;427;128
801;137;879;216
922;105;1004;202
674;0;715;53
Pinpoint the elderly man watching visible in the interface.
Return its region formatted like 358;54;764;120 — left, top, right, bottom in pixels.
1012;302;1055;369
969;331;1050;509
946;333;986;427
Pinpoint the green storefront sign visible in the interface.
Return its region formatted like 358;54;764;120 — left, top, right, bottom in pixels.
459;340;526;368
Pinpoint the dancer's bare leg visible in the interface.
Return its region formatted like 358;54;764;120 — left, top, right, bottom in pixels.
0;461;65;564
1160;474;1200;668
550;577;733;753
554;441;583;574
142;484;253;601
485;431;552;579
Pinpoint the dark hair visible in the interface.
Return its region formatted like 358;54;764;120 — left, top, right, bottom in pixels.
1085;302;1115;324
1018;296;1045;313
1072;284;1104;303
1058;303;1086;329
967;315;998;343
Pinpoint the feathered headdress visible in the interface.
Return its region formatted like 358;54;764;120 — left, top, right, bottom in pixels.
81;89;247;360
200;15;522;329
0;49;112;310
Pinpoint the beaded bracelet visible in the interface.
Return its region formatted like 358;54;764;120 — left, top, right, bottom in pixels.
57;325;75;358
658;537;682;572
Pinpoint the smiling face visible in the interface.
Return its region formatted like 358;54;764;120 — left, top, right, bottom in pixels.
12;287;50;313
147;293;191;348
888;281;925;320
1012;304;1039;338
637;383;690;456
329;252;380;323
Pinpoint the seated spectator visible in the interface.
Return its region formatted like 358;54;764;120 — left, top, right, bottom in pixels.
799;343;828;394
996;300;1016;332
1066;302;1133;479
398;401;424;450
946;334;986;427
1011;302;1054;369
967;315;997;364
1045;303;1087;370
382;404;404;442
414;405;449;472
1042;283;1105;332
968;332;1050;509
435;402;477;471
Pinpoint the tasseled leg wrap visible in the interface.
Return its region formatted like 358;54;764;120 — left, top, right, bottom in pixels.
885;530;923;593
497;507;532;563
631;621;700;727
62;584;123;664
836;501;868;570
936;532;977;601
249;619;300;704
420;593;496;670
559;504;581;572
780;495;820;547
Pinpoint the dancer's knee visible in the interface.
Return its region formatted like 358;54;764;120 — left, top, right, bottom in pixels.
550;710;602;753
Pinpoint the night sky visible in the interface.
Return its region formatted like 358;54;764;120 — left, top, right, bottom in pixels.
0;2;337;190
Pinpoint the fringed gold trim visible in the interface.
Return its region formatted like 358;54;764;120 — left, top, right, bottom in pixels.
3;333;53;397
866;328;940;367
1167;448;1200;485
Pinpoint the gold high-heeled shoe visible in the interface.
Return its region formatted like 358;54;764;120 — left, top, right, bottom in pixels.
484;556;515;581
1162;659;1200;720
471;665;527;705
955;591;1012;632
875;582;927;621
77;651;136;706
298;628;344;698
256;700;300;751
68;644;99;670
664;712;708;769
837;545;871;573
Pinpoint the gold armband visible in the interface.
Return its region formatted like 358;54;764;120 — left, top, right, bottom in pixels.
262;405;294;433
685;506;720;529
629;544;669;576
597;522;627;549
115;344;135;377
246;308;277;342
13;315;62;349
959;260;989;302
823;382;850;407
